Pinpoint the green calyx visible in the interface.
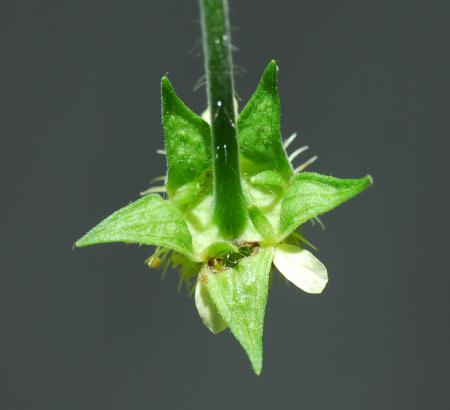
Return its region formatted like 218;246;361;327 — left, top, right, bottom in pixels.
75;60;372;374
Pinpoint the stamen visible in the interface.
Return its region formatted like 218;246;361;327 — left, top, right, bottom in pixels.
150;175;166;183
291;231;319;251
140;186;166;196
294;155;318;173
313;216;326;230
161;252;172;279
288;145;309;163
283;132;297;149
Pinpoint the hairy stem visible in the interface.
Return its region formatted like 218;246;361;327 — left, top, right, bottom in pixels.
200;0;247;239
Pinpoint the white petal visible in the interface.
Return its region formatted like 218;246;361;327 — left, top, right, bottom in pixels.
201;97;238;125
195;277;227;334
201;107;210;124
273;244;328;294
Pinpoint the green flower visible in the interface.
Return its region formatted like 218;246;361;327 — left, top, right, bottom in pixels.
75;61;372;375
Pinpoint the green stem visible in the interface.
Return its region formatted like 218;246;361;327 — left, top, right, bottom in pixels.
200;0;247;239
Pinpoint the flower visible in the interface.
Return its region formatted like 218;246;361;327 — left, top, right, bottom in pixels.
75;61;372;375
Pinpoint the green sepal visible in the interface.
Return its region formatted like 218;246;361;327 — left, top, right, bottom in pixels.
75;194;193;257
161;76;212;197
171;169;212;211
279;172;373;239
237;60;292;180
248;206;276;241
201;242;239;260
250;170;287;189
204;246;274;375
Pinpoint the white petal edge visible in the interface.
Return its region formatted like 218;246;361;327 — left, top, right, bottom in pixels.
195;277;227;334
201;98;238;125
273;244;328;294
201;107;210;124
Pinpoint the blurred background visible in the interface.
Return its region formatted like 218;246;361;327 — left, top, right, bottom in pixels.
1;0;449;408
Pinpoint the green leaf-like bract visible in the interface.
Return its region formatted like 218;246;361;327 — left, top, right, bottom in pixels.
248;206;276;241
237;60;292;180
279;172;373;239
250;170;287;189
204;246;274;375
75;194;193;256
161;77;211;197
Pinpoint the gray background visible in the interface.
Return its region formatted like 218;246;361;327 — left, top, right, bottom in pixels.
2;0;449;409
